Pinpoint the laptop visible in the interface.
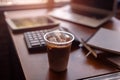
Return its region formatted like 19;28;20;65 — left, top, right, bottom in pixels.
49;0;117;28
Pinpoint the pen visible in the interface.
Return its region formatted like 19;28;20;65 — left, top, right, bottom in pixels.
81;38;97;58
61;27;97;58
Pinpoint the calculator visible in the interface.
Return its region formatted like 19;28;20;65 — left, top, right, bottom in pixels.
24;27;80;53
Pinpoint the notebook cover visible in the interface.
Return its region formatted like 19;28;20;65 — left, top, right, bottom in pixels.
87;28;120;55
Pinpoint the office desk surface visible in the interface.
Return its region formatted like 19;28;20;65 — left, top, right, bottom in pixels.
6;9;120;80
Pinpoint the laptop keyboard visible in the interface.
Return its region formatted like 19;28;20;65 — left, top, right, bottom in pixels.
50;6;109;28
50;10;101;27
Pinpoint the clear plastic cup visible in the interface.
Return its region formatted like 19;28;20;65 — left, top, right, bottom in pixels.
44;31;74;72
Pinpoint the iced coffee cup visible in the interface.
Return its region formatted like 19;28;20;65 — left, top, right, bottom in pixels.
44;31;74;72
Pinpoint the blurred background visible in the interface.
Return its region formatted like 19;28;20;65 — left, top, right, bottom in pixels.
0;0;70;6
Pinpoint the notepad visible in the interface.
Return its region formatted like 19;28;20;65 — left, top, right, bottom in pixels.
87;28;120;55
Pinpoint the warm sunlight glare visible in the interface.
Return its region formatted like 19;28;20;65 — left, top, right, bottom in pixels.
55;0;70;3
0;0;47;5
0;0;70;6
13;0;47;4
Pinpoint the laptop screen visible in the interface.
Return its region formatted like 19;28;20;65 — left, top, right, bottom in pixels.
71;0;114;11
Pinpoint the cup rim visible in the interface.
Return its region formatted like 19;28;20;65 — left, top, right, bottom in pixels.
44;31;74;45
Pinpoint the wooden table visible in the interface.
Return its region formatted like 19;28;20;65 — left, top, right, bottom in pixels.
5;9;120;80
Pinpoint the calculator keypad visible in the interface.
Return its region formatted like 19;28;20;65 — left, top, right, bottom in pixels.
24;27;80;53
24;27;61;52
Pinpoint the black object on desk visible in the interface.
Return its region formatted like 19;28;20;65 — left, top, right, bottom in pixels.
24;27;80;53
